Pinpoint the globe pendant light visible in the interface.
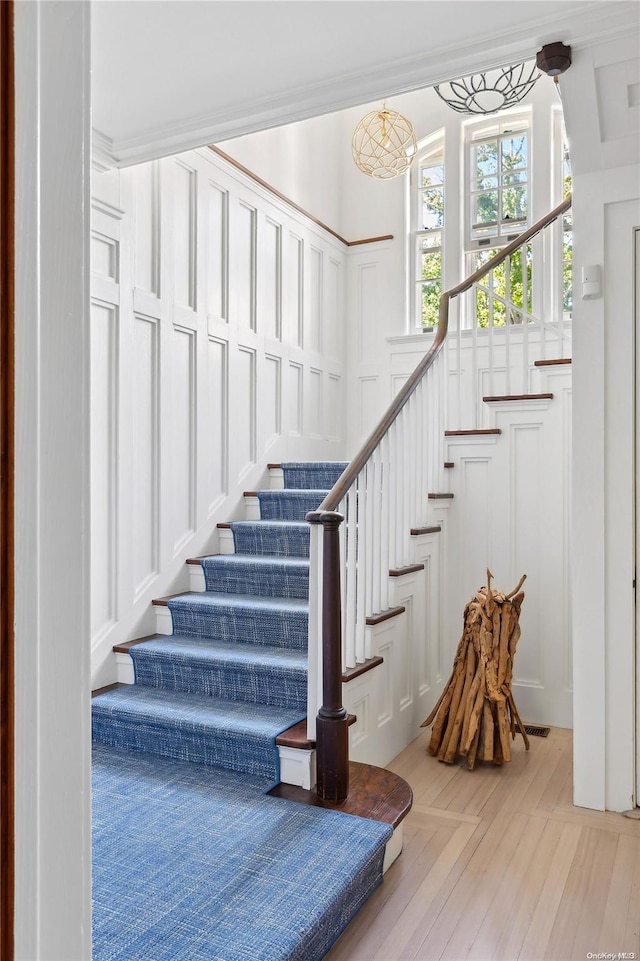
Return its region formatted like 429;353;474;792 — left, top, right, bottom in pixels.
352;103;417;180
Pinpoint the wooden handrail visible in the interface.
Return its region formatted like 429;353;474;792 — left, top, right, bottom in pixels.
319;196;572;513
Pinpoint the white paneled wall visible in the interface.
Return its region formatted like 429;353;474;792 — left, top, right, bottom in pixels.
90;147;347;686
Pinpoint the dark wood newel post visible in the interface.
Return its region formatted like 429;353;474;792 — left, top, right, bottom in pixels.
307;509;349;802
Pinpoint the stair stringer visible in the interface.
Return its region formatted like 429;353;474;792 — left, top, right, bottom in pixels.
342;522;445;769
440;377;573;730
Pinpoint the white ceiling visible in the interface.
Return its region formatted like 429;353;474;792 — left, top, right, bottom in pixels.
91;0;639;166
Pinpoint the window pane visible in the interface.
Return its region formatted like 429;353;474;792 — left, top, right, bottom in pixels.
473;191;498;225
501;170;527;186
421;281;440;327
563;231;573;262
422;163;444;187
420;232;441;251
500;135;527;171
421;250;441;280
422;186;444;228
502;186;527;222
473;141;498;177
475;174;498;191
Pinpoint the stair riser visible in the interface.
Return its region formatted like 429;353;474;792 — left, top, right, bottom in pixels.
231;524;310;558
201;559;310;599
257;490;328;521
130;655;307;711
280;463;348;489
166;604;309;651
91;712;281;780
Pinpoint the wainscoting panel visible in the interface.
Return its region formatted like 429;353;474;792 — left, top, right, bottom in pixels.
307;246;322;354
207;180;228;324
173;160;197;311
91;231;118;282
172;326;197;553
357;263;378;364
235;200;256;331
442;376;573;728
233;346;256;481
325;257;341;359
205;336;228;514
132;161;160;297
283;233;303;348
308;367;323;439
510;423;544;688
287;362;303;437
260;218;281;342
90;300;118;643
131;313;159;598
327;373;342;443
263;353;281;449
91;146;347;689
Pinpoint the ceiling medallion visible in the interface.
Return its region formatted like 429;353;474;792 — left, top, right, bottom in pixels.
434;61;540;115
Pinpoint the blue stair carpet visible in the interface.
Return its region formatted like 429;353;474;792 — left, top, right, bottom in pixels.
229;520;310;557
91;685;304;780
201;554;310;598
281;461;348;490
93;743;392;961
167;592;309;650
128;634;308;710
92;463;392;959
256;489;331;521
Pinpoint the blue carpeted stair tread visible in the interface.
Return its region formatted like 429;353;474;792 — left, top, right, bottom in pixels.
92;686;304;779
129;634;307;710
93;743;392;961
230;520;311;557
200;554;309;598
167;592;308;649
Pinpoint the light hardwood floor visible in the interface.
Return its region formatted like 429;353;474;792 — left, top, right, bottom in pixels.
325;727;640;961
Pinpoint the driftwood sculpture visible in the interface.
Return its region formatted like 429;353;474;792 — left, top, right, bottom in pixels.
421;570;529;769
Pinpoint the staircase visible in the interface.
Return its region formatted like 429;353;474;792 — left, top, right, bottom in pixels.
92;462;410;961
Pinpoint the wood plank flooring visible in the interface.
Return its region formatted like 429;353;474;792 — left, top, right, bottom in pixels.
325;727;640;961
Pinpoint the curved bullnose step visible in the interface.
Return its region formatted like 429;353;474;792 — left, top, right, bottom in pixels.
127;634;308;711
91;685;305;781
93;743;393;961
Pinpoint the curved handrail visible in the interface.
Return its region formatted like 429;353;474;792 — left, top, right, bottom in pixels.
319;195;572;513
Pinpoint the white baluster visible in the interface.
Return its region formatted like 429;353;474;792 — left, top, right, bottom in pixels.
355;470;366;664
388;422;398;572
380;433;390;612
344;487;357;670
371;449;382;616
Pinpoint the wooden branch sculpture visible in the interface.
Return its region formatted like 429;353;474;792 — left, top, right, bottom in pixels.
421;570;529;769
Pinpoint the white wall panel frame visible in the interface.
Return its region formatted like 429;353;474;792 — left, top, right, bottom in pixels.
171;325;197;554
91;145;347;687
131;312;161;599
173;158;198;313
206;177;229;326
90;299;119;644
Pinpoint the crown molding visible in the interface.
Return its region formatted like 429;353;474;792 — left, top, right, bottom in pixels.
92;129;116;172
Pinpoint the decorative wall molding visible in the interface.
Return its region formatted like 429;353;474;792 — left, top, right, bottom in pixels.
90;146;348;684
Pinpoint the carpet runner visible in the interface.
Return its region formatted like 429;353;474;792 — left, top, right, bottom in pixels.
92;462;394;960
